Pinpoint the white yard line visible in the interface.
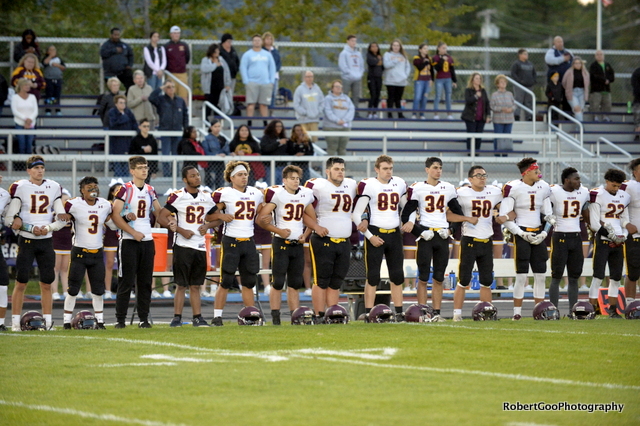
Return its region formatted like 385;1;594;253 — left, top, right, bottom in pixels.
0;399;189;426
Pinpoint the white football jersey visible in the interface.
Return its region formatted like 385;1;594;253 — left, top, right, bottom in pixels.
589;186;631;237
304;177;357;238
621;180;640;238
9;179;63;239
356;176;406;229
499;179;551;228
406;180;457;229
549;185;589;233
65;197;112;250
212;186;264;238
264;185;314;239
115;182;158;241
457;185;503;239
0;188;10;220
165;188;217;251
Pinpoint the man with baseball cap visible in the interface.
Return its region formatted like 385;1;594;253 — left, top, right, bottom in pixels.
165;25;190;103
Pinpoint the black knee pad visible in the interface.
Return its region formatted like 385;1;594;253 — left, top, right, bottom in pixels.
221;275;236;290
389;271;404;286
241;274;257;289
67;286;80;297
366;278;380;287
328;278;342;290
271;280;285;291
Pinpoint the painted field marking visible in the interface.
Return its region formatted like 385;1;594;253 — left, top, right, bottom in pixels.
0;399;189;426
433;324;640;338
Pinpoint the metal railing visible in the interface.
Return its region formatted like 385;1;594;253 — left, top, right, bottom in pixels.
201;101;234;140
547;106;584;156
596;136;633;177
504;76;536;135
163;70;192;126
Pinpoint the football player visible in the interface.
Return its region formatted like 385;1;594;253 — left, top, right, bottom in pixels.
0;176;10;331
157;166;219;327
452;166;502;321
351;155;407;321
304;157;358;322
547;167;589;314
401;157;474;321
588;169;630;318
59;176;113;329
257;165;315;325
111;156;165;329
497;157;553;320
622;158;640;304
207;161;264;326
5;156;67;331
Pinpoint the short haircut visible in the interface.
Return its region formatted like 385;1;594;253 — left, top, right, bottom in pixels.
15;78;32;92
425;157;442;168
282;165;302;180
561;167;578;184
113;94;126;104
133;69;145;78
375;155;393;169
326;157;345;169
347;35;356;41
129;156;147;170
494;74;508;87
110;27;120;34
628;158;640;172
139;118;149;125
181;165;198;179
604;169;626;184
331;79;342;89
26;155;45;168
107;77;121;87
79;176;99;192
468;165;485;178
516;157;537;174
517;48;527;55
224;160;251;183
252;34;262;40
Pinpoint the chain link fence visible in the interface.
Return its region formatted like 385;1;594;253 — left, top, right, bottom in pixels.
2;37;638;106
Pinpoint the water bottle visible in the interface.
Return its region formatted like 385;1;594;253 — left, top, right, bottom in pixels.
628;101;633;114
449;270;456;289
401;99;407;109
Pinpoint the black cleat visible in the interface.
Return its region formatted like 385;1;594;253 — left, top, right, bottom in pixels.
192;317;210;327
607;307;622;319
170;316;183;327
63;323;72;330
395;312;406;323
95;323;106;330
272;311;281;326
114;322;126;329
138;321;152;328
0;325;7;332
211;316;223;327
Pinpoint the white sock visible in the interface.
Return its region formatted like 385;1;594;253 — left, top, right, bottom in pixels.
12;315;20;326
95;312;104;323
453;309;462;316
589;277;603;299
513;306;522;316
63;313;73;324
0;317;4;326
64;294;77;312
0;286;7;308
214;309;223;318
92;294;104;312
44;314;52;328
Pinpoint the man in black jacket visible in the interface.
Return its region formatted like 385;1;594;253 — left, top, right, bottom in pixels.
589;50;615;122
632;67;640;141
100;28;133;89
149;81;189;177
219;33;240;98
510;49;537;121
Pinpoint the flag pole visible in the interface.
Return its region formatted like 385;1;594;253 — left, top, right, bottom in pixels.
597;0;602;50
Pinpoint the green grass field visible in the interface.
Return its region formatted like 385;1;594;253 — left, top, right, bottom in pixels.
1;319;639;426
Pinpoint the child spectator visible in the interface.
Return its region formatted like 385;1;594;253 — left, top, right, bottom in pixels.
42;45;66;115
546;72;563;121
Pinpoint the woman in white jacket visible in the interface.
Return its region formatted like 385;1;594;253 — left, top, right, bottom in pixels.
201;43;231;118
11;78;39;153
383;39;411;119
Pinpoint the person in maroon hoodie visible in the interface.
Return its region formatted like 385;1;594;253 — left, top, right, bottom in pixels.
165;26;191;103
432;42;457;120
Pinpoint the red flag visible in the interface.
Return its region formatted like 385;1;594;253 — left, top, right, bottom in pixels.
602;0;613;7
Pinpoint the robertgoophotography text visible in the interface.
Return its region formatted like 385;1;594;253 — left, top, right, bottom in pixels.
503;401;624;413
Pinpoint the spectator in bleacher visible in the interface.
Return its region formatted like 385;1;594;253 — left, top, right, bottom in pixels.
589;50;615;122
143;31;166;90
632;67;640;141
546;72;563;121
11;78;38;154
229;125;264;184
128;118;158;180
287;124;314;182
510;48;536;121
461;72;490;152
100;28;134;90
149;81;188;177
323;79;355;156
11;53;45;101
293;71;324;141
0;73;9;118
219;33;240;97
432;42;457;120
490;74;515;157
260;120;288;184
165;25;190;103
412;43;434;120
98;77;124;128
177;126;207;170
262;32;281;108
42;45;65;116
127;70;156;129
108;95;138;176
202;119;231;189
562;56;589;122
240;34;276;128
545;36;573;114
366;42;383;119
338;35;364;116
14;29;40;63
383;39;411;120
200;43;231;119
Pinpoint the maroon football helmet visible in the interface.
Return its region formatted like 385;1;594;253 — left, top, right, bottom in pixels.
20;311;46;331
625;300;640;319
533;301;559;320
324;305;349;324
405;304;434;323
237;306;264;326
569;301;596;320
291;306;315;325
368;304;395;323
472;302;498;321
71;310;97;329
